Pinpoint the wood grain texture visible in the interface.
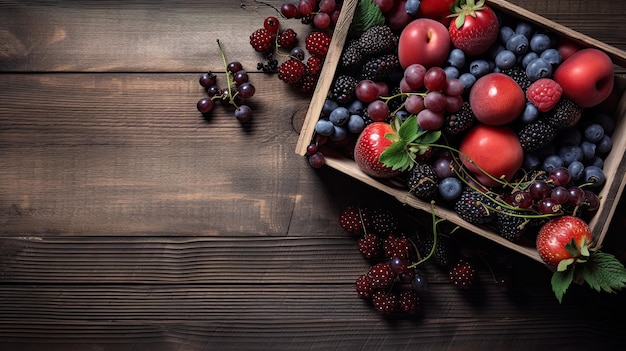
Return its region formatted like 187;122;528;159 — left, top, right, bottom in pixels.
1;0;626;350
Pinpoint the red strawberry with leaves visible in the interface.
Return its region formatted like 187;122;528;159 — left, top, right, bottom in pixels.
448;0;499;57
536;216;626;303
354;116;441;179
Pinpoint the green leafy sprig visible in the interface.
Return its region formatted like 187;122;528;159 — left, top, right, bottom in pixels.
349;0;385;37
379;115;441;172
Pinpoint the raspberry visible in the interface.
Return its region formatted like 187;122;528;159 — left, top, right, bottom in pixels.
368;262;396;289
249;28;276;53
306;56;323;76
449;258;476;289
278;28;298;49
338;204;371;236
293;73;318;94
358;232;382;260
355;274;374;299
371;290;398;314
526;78;563;112
277;58;306;84
305;31;331;58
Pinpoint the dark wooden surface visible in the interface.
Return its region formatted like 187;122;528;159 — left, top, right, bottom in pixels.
1;1;626;350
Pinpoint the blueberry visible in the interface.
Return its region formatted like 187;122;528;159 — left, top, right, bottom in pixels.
469;59;491;77
444;66;460;79
539;48;562;68
520;52;539;68
559;144;583;165
542;154;564;172
405;0;420;15
411;271;429;293
487;44;505;61
395;110;410;123
536;143;556;160
523;153;541;170
515;21;534;38
347;99;365;115
568;161;584;181
580;141;597;160
529;33;551;53
314;119;335;136
329;125;348;142
329;106;350;126
506;33;529;55
347;114;365;134
322;99;338;116
584;123;605;143
499;26;515;45
447;48;466;69
495;49;517;69
438;177;463;201
583;165;606;188
586;156;604;169
596;135;612;154
525;57;552;81
521;102;539;123
459;72;476;91
591;113;615;135
290;47;305;61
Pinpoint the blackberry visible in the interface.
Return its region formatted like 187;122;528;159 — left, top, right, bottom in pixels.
545;98;582;129
501;65;532;91
495;208;529;242
407;163;439;200
329;75;357;104
357;25;397;56
444;101;476;135
518;119;558;152
360;53;400;81
339;39;363;72
368;207;400;237
454;187;496;225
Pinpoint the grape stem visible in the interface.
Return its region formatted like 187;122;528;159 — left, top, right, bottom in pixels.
216;39;240;108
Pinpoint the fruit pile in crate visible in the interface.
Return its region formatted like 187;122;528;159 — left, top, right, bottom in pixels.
295;0;626;302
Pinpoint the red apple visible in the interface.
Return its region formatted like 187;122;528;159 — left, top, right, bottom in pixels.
553;48;614;108
398;18;451;69
459;125;524;188
469;73;526;126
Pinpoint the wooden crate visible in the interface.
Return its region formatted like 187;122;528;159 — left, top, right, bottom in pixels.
295;0;626;263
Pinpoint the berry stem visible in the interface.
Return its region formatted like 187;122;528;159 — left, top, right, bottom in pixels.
409;201;445;269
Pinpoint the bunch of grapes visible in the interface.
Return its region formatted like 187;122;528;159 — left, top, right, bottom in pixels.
196;40;255;123
281;0;342;30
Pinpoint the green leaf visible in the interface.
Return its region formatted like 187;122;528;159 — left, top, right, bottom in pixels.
418;130;442;145
551;266;575;304
583;252;626;294
349;0;385;37
379;140;409;171
556;258;575;272
397;115;418;143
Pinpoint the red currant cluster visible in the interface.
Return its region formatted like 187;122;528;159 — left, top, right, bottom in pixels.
196;40;255;123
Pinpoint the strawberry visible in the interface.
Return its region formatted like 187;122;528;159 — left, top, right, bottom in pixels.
278;28;298;49
249;28;276;53
305;31;331;58
526;78;563;112
338;204;371;235
448;258;476;289
448;0;499;57
277;58;306;84
354;116;441;179
536;216;626;303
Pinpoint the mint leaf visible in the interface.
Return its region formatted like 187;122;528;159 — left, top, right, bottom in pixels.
583;252;626;294
551;266;575;304
349;0;385;37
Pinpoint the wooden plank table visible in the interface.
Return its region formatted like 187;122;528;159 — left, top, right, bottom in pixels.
1;1;625;349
